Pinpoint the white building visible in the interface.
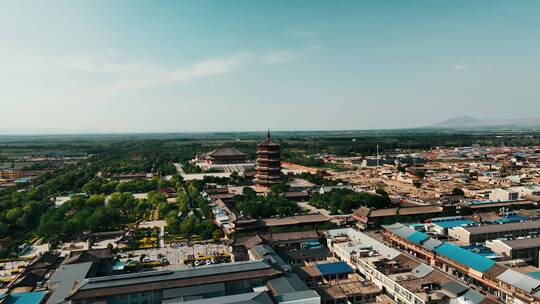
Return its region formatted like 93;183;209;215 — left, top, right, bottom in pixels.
489;188;519;201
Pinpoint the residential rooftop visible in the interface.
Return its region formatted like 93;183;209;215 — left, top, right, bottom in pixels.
459;220;540;235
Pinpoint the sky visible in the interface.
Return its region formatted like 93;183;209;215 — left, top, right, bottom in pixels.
1;0;540;133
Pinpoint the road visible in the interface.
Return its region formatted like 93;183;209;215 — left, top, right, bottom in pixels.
173;163;184;174
297;202;352;219
297;202;332;217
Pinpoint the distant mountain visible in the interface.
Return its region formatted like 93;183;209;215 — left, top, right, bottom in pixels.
432;116;540;129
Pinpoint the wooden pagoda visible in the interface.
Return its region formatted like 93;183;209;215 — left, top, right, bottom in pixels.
255;131;282;188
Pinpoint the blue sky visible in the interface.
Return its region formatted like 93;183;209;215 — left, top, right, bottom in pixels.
1;1;539;133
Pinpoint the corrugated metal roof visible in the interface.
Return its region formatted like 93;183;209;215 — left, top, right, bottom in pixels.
432;219;476;229
421;238;443;251
441;281;469;297
406;231;430;245
267;273;309;294
411;263;434;278
392;226;416;239
5;291;48;304
449;289;485;304
462;220;540;234
529;271;540;280
497;269;540;293
252;245;288;269
316;262;353;276
382;223;405;230
274;290;320;303
163;291;273;304
162;283;225;299
434;243;495;272
46;262;94;304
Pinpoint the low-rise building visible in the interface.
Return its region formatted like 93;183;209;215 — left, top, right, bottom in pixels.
67;261;282;304
325;228;495;304
448;221;540;245
489;188;519;201
486;237;540;267
0;169;22;180
382;222;540;303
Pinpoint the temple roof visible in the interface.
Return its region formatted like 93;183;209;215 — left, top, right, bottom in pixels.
205;147;247;158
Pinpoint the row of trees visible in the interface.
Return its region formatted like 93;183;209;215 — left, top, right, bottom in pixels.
309;188;392;214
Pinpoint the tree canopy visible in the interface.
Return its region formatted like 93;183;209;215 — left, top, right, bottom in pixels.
235;191;302;219
309;189;392;214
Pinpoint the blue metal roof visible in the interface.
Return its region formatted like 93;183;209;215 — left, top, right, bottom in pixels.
496;214;527;224
5;291;47;304
529;272;540;280
434;243;495;272
316;262;353;276
406;231;430;245
14;177;32;183
432;219;476;229
112;261;125;271
460;245;500;260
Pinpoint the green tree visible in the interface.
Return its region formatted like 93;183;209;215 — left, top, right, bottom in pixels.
6;207;22;223
177;187;189;213
270;183;290;195
229;171;240;185
242;187;257;197
452;188;465;196
212;229;223;241
187;183;198;199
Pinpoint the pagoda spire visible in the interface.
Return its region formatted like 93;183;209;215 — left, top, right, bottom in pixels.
267;130;271;140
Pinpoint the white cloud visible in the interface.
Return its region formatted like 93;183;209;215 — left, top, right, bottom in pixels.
454;63;468;70
0;29;323;104
64;56;163;75
288;30;322;50
92;52;252;93
260;50;299;64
